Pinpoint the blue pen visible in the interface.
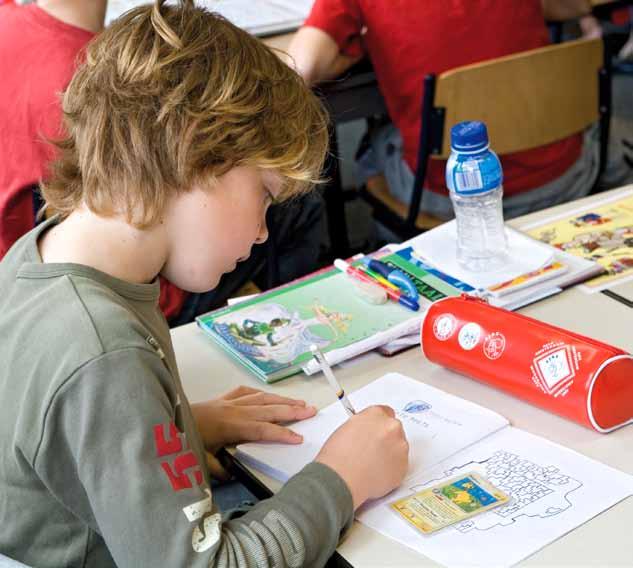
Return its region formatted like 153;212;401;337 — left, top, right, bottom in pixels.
361;258;419;300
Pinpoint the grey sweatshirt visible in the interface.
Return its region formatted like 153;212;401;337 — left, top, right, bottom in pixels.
0;219;353;567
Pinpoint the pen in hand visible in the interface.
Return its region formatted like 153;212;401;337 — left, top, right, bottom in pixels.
310;344;356;417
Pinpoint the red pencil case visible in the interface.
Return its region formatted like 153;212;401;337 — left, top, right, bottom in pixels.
420;295;633;433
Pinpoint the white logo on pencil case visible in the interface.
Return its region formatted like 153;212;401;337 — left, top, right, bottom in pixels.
530;342;579;397
483;332;506;360
433;313;457;341
458;322;482;351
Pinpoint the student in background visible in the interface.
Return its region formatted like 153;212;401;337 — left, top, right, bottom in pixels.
0;2;409;566
0;0;105;260
288;0;632;223
0;0;325;325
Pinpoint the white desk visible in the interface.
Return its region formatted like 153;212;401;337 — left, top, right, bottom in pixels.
173;186;633;567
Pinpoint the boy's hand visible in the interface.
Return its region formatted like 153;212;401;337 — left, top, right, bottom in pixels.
315;405;409;510
191;386;317;454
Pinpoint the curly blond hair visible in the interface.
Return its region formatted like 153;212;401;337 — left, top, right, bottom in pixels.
42;0;329;227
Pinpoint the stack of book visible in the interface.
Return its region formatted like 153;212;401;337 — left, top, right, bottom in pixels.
398;221;603;311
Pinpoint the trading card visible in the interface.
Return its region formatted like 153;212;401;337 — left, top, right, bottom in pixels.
390;472;511;535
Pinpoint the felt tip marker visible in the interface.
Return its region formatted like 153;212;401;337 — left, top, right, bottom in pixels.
357;264;400;292
334;258;420;312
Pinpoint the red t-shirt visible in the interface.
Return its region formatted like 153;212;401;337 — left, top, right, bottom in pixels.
305;0;582;197
0;4;93;259
0;4;187;319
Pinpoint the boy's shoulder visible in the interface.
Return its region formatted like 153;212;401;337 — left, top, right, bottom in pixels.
55;268;164;356
0;223;167;380
0;225;174;465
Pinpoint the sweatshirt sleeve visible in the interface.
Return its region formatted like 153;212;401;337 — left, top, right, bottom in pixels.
33;348;354;568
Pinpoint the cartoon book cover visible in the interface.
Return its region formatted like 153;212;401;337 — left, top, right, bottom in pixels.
526;193;633;291
197;254;459;382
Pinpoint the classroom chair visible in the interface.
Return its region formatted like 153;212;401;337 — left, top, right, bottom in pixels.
361;37;610;240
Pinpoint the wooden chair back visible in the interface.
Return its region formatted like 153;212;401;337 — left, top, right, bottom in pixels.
432;37;603;159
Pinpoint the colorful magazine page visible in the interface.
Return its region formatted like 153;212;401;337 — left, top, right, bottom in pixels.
523;190;633;292
403;221;554;290
394;225;601;310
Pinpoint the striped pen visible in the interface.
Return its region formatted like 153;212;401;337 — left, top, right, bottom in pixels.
310;344;356;417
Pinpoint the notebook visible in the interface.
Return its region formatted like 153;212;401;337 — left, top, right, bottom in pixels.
236;373;633;568
236;373;510;481
196;254;459;383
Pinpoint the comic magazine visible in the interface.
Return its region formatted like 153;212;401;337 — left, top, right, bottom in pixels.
525;190;633;292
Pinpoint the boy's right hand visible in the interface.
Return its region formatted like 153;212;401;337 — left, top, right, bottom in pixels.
315;405;409;510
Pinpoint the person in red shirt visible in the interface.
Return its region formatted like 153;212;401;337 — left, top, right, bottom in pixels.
0;0;101;261
288;0;631;222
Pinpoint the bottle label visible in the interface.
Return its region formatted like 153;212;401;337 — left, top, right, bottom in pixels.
454;159;484;192
448;152;503;196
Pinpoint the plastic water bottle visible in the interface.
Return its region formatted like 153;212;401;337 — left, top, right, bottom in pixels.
446;121;508;272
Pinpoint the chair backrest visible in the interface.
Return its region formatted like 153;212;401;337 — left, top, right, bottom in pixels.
432;37;603;159
403;37;608;233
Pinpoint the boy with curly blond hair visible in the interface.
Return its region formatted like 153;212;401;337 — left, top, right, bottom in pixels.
0;2;408;567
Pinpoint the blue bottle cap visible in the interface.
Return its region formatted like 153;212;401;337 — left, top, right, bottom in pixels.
450;121;489;153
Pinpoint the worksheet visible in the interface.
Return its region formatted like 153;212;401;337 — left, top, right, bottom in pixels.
238;372;633;566
358;426;633;567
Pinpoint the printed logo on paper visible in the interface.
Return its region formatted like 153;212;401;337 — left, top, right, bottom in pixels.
530;341;580;397
433;313;457;341
458;322;482;351
483;332;506;360
403;400;432;413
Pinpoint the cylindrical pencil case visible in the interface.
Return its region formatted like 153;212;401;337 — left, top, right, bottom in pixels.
420;295;633;433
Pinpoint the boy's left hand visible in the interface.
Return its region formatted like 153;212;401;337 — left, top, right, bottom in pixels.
191;386;317;454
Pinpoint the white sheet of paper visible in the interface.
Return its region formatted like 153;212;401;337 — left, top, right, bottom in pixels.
358;426;633;568
405;221;553;289
236;373;509;482
106;0;314;35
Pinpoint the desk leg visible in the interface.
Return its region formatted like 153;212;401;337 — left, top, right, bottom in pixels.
324;126;351;259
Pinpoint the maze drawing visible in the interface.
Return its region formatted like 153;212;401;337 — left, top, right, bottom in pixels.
410;449;583;533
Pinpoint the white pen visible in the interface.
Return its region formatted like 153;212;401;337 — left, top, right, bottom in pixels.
309;344;356;417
